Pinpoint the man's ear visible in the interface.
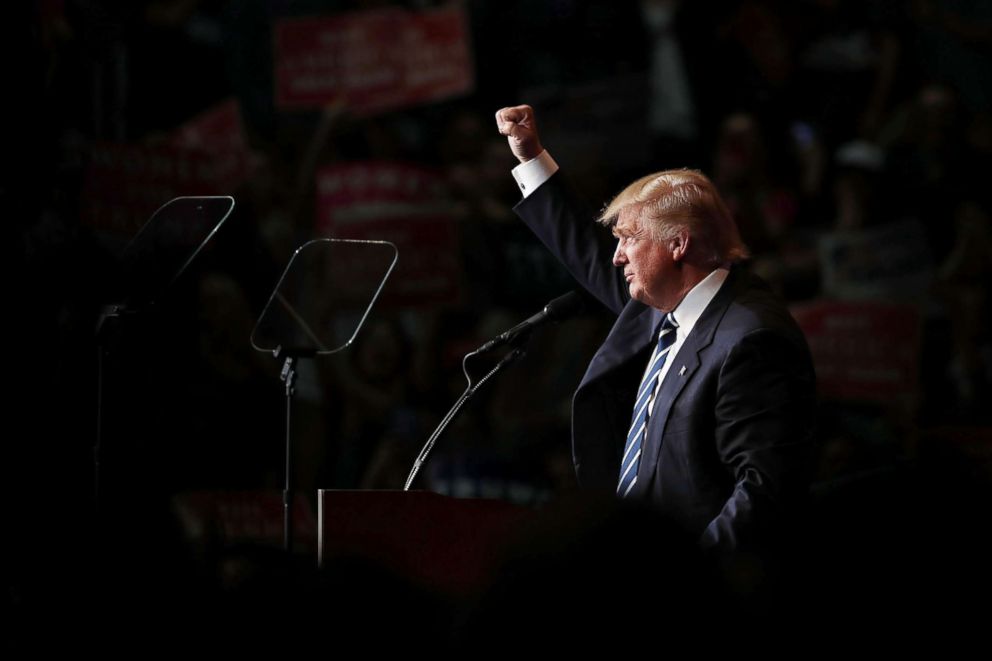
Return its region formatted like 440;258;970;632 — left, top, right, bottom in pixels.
670;229;690;263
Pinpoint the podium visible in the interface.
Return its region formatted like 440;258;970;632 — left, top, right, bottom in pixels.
317;490;533;597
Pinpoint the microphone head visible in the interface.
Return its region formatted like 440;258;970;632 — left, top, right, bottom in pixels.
544;290;587;322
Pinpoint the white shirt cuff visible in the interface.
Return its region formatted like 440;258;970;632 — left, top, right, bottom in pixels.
511;150;559;198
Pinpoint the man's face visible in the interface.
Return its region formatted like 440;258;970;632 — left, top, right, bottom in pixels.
612;208;676;310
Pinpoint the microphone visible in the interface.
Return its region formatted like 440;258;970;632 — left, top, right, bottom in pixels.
475;290;587;353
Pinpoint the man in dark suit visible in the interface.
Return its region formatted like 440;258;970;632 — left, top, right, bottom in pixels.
495;105;816;553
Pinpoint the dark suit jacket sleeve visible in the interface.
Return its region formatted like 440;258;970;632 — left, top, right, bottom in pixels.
514;173;630;315
700;326;817;552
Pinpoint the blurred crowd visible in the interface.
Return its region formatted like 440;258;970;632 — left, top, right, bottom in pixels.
7;0;992;630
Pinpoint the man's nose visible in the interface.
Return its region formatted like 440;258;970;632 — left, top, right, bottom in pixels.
613;240;626;267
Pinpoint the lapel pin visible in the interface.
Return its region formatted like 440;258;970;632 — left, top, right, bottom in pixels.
679;365;686;376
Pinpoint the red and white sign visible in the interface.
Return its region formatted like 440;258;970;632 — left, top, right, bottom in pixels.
168;98;253;154
274;5;473;114
316;162;461;307
174;490;316;551
790;299;922;404
82;99;257;237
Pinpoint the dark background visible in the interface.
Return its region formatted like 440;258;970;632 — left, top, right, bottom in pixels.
7;0;992;648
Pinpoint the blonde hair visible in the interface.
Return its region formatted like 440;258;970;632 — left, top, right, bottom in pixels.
597;169;749;267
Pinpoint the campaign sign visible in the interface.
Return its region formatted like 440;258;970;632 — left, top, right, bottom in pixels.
168;98;254;154
82;99;256;239
316;162;461;307
817;218;933;302
790;299;922;404
274;5;473;113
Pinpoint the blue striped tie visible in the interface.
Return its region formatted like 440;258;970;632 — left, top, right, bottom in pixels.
617;313;679;497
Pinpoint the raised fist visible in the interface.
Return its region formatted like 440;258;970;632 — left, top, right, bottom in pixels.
495;104;544;164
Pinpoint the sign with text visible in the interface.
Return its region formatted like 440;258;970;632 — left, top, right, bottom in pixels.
790;299;922;404
168;98;254;154
817;219;933;302
83;99;256;239
316;162;461;307
274;5;473;113
174;490;316;552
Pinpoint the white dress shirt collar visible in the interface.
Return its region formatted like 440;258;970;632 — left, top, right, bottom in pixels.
668;267;729;339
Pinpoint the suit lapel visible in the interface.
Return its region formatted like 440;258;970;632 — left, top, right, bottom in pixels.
580;302;659;388
628;268;744;498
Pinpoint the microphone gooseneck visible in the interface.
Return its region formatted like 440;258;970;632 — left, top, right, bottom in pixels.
475;290;586;354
